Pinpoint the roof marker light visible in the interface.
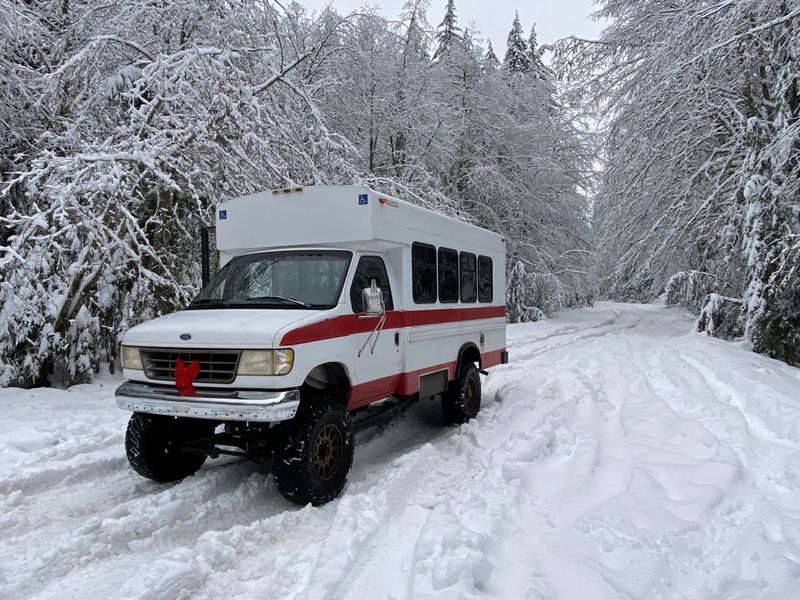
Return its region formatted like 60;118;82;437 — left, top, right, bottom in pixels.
271;186;304;195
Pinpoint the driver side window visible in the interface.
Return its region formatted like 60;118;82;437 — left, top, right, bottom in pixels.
350;256;394;313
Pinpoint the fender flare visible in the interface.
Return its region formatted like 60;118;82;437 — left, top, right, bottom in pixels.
302;362;352;406
455;343;481;379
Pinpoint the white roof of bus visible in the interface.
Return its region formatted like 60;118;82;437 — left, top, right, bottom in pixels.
215;185;504;256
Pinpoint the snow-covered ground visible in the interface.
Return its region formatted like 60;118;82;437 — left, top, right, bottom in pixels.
2;302;800;600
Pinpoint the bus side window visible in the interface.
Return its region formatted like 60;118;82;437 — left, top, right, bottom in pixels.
412;242;437;303
460;252;477;303
478;256;493;303
438;247;459;303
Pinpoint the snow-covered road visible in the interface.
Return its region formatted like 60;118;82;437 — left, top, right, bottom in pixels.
2;303;800;600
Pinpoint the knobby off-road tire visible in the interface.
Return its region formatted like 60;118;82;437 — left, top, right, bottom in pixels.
441;363;481;424
125;413;214;482
273;399;354;506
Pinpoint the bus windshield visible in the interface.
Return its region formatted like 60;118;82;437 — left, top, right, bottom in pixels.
188;250;352;310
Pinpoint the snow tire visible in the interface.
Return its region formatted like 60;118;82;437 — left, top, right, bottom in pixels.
125;413;213;482
441;363;481;424
272;399;354;506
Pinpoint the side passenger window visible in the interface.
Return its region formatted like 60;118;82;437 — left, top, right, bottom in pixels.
438;247;459;303
412;243;437;303
350;256;394;313
460;252;477;303
478;256;493;303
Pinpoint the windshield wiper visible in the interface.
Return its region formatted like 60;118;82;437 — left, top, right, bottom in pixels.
187;298;229;309
245;295;312;308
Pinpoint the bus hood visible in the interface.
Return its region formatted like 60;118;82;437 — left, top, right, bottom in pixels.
121;308;317;348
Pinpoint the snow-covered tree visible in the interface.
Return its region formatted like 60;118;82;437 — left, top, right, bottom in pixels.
556;0;800;364
503;12;531;74
433;0;462;60
527;24;551;81
483;41;500;70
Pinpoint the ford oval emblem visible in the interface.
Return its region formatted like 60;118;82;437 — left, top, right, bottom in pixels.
180;333;192;341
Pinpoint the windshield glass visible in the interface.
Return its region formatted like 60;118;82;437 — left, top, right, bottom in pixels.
189;250;352;310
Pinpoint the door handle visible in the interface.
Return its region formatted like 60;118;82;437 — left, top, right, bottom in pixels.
394;332;400;346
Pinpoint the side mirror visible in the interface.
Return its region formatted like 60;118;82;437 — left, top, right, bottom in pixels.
361;279;385;316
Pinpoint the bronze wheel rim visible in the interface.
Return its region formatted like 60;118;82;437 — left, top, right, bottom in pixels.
311;423;343;480
464;378;478;415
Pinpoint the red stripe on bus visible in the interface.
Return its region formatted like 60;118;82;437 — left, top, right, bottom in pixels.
280;305;506;346
346;349;506;410
347;372;410;409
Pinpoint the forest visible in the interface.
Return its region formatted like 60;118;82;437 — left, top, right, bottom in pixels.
0;0;797;387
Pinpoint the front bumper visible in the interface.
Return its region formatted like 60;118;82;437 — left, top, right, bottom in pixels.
115;381;300;422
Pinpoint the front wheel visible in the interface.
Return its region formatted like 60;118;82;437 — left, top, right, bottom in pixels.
125;413;214;482
441;363;481;424
272;399;354;506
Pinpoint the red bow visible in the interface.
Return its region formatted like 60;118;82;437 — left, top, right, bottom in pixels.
175;358;200;397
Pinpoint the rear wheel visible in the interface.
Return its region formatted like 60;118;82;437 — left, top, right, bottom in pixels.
441;363;481;424
125;413;214;482
272;399;354;506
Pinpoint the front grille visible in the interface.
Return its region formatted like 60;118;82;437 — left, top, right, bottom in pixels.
141;349;240;384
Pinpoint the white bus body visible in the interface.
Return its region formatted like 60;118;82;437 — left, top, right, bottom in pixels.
115;185;507;504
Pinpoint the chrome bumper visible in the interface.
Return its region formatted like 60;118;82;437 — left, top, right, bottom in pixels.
115;381;300;422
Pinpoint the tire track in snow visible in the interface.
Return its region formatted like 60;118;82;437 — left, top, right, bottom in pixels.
508;312;642;364
679;353;800;449
297;443;447;600
484;339;645;599
582;331;800;599
294;357;589;599
483;314;787;599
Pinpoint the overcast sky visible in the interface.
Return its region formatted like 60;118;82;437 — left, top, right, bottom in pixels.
302;0;605;53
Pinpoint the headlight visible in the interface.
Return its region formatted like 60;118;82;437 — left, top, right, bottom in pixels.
238;350;271;375
238;349;294;376
121;346;142;370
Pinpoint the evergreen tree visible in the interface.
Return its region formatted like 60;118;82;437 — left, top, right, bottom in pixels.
503;12;531;74
506;260;531;323
484;41;500;70
433;0;461;59
527;24;550;81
